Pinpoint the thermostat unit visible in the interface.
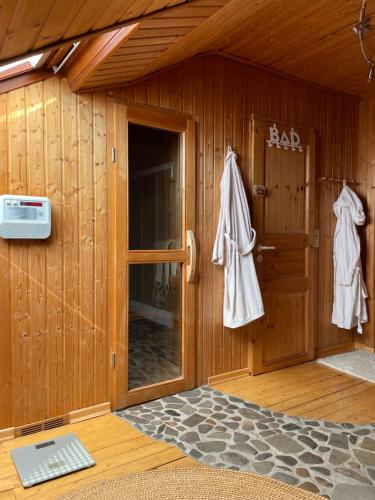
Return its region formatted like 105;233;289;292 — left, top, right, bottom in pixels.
0;195;51;239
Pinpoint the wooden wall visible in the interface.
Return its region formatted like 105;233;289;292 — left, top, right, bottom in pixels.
358;98;375;350
0;78;108;430
112;54;361;379
0;54;362;430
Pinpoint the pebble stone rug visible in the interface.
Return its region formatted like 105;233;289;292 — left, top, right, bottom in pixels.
115;385;375;500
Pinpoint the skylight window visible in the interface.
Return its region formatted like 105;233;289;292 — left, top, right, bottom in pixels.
0;54;43;76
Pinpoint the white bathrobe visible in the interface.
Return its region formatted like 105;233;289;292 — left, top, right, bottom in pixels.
332;185;367;334
212;147;264;328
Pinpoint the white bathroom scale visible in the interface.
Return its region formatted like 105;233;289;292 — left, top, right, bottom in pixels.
11;433;96;487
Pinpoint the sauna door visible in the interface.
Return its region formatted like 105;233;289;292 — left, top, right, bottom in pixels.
108;102;196;409
251;117;316;374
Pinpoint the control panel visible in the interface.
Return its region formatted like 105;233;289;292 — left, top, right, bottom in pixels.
0;195;51;239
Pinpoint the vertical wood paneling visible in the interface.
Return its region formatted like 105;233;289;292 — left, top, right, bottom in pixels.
222;60;235;374
93;94;108;404
358;98;375;350
118;54;360;383
231;60;244;371
61;78;80;413
0;77;110;428
77;94;95;408
212;57;224;377
202;57;214;381
0;53;362;429
0;93;11;429
26;81;46;423
44;77;64;418
191;58;205;383
8;87;30;426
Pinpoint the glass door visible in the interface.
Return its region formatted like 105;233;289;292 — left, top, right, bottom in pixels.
109;102;196;409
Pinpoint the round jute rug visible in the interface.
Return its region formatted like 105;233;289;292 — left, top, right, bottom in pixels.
55;468;321;500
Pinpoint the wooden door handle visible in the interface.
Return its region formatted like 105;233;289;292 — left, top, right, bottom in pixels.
187;230;196;283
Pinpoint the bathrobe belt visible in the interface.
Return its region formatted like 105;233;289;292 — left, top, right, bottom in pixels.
224;228;257;256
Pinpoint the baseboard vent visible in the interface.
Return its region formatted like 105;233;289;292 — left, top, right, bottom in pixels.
15;415;69;438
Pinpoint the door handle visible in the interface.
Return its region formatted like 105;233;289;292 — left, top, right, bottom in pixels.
257;244;276;252
187;230;196;283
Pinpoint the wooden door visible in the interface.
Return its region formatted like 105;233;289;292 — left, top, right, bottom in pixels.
251;117;316;375
108;101;196;409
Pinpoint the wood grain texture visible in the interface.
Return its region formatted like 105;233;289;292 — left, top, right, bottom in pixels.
0;362;374;499
80;0;228;90
111;54;360;383
0;92;11;429
0;0;374;99
108;102;196;409
0;53;362;430
0;77;109;428
0;0;191;62
250;119;316;374
214;361;375;424
74;0;375;99
357;97;375;351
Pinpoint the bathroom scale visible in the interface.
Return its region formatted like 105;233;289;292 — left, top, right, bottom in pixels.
11;432;96;487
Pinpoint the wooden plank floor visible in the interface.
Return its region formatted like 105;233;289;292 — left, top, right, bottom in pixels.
1;361;375;498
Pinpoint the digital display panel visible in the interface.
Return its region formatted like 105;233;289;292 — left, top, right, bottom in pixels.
20;201;43;207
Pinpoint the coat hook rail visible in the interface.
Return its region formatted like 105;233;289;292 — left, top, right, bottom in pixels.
318;176;359;185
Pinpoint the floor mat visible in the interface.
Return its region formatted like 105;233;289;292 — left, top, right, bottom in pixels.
317;350;375;383
115;385;375;499
55;468;322;500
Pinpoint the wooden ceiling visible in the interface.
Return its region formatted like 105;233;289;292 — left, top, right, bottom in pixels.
2;0;375;97
220;0;375;98
67;0;375;98
0;0;190;62
68;0;229;91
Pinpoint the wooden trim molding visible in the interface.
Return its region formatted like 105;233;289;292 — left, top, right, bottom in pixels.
354;342;375;352
316;342;373;359
316;343;355;359
0;69;52;95
208;368;251;385
66;25;139;92
0;427;15;442
0;61;32;80
68;402;111;424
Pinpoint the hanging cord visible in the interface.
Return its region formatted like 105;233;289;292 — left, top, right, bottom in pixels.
353;0;375;80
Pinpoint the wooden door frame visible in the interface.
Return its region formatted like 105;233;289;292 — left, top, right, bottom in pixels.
107;98;196;410
250;115;317;374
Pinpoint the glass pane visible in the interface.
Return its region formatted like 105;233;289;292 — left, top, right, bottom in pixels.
128;123;182;250
128;263;182;390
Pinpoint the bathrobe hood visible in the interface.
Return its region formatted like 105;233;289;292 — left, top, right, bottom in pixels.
333;185;365;227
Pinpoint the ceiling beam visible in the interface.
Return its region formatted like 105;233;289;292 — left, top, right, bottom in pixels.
65;24;140;92
0;0;194;66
